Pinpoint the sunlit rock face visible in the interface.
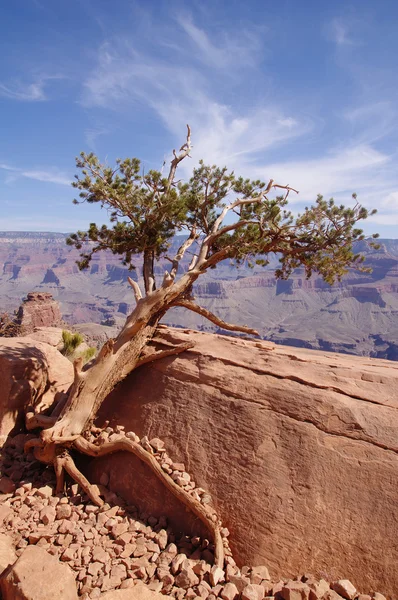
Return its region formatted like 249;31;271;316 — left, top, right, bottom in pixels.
94;327;398;598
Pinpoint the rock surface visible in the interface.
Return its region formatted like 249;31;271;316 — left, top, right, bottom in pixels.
0;534;17;575
93;327;398;598
100;581;172;599
0;337;73;444
0;545;78;599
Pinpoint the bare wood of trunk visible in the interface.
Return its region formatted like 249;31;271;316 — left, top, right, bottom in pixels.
41;271;201;443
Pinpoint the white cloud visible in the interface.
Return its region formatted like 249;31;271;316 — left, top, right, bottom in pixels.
82;41;311;174
176;15;262;69
0;164;70;186
257;144;391;203
80;16;398;223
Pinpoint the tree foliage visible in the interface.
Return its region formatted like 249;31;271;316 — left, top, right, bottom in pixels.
68;127;379;290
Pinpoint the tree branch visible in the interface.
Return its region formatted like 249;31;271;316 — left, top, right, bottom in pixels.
164;229;198;285
136;342;195;368
128;276;142;302
172;299;259;336
166;124;192;190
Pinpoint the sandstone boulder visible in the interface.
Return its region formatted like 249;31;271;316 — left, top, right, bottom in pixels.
0;337;73;444
0;545;78;599
0;534;16;576
91;327;398;598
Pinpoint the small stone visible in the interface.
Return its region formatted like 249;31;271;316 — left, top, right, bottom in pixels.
227;575;250;593
61;547;76;562
280;581;311;600
88;561;103;577
242;584;265;600
323;592;345;600
135;566;147;579
157;529;168;550
331;580;357;600
192;561;210;577
149;438;165;451
372;595;387;600
196;583;210;598
308;579;330;599
171;553;187;574
220;582;239;600
140;436;154;453
209;566;225;587
250;566;270;584
357;596;372;600
175;567;200;589
126;431;140;442
40;506;56;525
36;485;53;499
92;547;109;564
171;462;185;472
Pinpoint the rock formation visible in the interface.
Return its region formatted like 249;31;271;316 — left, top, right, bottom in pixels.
14;292;63;334
2;232;398;359
0;335;73;444
0;327;394;598
0;428;389;599
92;327;398;598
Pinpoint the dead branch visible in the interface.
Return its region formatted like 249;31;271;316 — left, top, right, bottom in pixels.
73;435;224;568
173;299;259;336
136;342;195;368
166;124;192;190
128;277;143;302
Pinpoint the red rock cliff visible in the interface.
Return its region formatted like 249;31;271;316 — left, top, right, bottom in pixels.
92;327;398;598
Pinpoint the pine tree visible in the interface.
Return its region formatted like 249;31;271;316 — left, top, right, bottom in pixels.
25;126;379;566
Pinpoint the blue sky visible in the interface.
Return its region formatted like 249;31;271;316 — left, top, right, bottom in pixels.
1;0;398;237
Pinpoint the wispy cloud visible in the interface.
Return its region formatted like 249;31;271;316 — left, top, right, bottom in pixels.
0;75;63;102
0;163;71;186
80;13;398;224
258;144;391;201
82;40;311;172
176;15;262;69
84;127;110;150
328;18;356;46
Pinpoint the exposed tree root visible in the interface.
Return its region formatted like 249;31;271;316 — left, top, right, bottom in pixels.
61;451;104;507
72;435;224;568
25;412;57;431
